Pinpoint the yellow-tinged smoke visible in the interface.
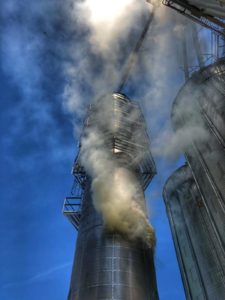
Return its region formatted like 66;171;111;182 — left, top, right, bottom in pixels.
81;130;155;248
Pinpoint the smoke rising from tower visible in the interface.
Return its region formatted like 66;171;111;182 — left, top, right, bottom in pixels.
0;0;213;229
1;0;203;161
65;92;159;299
80;95;155;247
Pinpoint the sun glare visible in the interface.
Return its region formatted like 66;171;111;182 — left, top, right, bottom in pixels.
84;0;134;25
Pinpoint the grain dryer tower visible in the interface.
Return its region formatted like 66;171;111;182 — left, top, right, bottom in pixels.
63;93;159;300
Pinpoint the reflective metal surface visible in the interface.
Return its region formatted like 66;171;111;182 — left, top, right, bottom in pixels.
68;182;159;300
163;0;225;36
75;93;156;190
172;61;225;247
165;60;225;299
163;165;225;300
65;93;158;299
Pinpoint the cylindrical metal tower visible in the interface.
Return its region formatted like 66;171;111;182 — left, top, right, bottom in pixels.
64;93;158;300
171;59;225;250
163;59;225;299
163;164;225;300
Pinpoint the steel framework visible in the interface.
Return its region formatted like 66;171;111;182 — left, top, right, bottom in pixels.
163;0;225;36
64;93;158;300
63;93;156;230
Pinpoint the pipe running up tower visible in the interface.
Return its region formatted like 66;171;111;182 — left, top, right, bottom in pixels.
63;93;158;300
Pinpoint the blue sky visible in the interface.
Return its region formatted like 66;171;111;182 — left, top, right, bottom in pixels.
0;68;77;299
0;1;186;299
0;58;185;300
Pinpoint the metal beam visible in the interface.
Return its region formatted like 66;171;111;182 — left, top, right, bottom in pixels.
163;0;225;37
118;8;155;92
191;24;205;68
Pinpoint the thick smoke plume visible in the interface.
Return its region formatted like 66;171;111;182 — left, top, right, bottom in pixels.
0;1;212;156
0;0;158;247
80;118;155;248
79;90;156;247
1;0;213;247
71;0;158;247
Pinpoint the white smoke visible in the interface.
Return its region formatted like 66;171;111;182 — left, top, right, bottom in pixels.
75;0;144;53
60;1;212;246
1;1;212;155
136;10;212;160
1;0;213;247
62;0;152;125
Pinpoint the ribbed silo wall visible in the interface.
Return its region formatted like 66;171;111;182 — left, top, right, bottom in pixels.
68;180;159;300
